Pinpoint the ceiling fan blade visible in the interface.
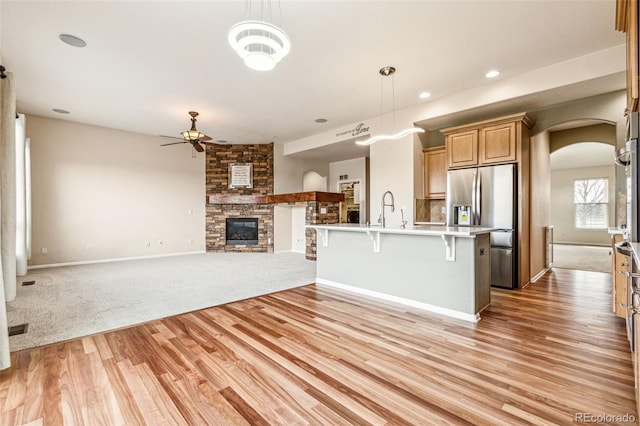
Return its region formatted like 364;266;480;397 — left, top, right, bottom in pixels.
202;139;228;145
200;135;212;142
193;141;205;152
160;141;186;146
159;135;184;141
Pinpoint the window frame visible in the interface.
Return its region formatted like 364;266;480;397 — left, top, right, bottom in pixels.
573;177;609;230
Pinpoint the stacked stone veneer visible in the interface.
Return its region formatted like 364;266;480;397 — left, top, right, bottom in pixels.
305;201;340;260
206;203;273;253
205;143;274;253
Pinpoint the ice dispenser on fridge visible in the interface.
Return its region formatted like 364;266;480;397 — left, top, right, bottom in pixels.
453;205;472;226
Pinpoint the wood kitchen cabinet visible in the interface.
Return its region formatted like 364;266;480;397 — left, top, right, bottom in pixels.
441;112;534;288
479;122;517;164
611;232;629;318
446;130;477;169
442;113;534;170
616;0;639;112
423;146;446;198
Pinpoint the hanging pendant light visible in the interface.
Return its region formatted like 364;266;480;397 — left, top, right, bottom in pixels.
228;2;291;71
356;66;424;146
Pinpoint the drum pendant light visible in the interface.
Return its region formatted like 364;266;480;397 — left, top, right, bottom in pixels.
228;1;291;71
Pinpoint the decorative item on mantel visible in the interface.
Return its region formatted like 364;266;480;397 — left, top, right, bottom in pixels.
356;66;425;146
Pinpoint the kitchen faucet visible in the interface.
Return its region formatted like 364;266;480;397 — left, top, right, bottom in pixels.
379;190;395;228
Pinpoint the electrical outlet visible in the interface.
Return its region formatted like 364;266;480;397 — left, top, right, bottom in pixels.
441;207;446;214
187;239;193;245
85;244;92;252
41;247;47;254
145;241;151;248
320;207;327;214
158;240;163;246
187;209;193;215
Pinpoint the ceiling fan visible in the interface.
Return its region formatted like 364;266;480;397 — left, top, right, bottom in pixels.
160;111;226;152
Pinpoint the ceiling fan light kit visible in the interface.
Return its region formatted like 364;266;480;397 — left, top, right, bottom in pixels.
356;66;424;146
160;111;225;153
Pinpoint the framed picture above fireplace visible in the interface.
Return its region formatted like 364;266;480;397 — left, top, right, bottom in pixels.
228;163;253;188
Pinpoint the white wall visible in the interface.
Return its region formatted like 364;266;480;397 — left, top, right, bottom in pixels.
550;165;616;246
329;157;367;193
273;143;329;194
291;207;306;253
27;115;205;265
273;205;292;252
369;134;419;226
302;171;327;192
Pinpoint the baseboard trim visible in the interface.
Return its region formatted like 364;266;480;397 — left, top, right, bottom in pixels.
28;251;206;270
531;266;551;283
316;278;481;323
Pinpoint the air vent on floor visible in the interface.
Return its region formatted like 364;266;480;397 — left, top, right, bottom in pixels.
8;324;28;336
22;280;35;286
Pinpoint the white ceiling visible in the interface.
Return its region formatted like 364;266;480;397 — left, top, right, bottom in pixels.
550;142;615;170
0;0;626;151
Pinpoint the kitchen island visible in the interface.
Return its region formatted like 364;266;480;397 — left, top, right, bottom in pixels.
308;223;495;322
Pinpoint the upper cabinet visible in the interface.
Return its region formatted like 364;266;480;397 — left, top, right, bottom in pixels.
442;113;534;170
616;0;639;112
423;146;446;198
446;130;478;169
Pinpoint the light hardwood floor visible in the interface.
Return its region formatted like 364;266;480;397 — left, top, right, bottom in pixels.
0;268;636;425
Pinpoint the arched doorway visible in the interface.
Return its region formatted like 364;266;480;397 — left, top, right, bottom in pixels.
548;122;616;273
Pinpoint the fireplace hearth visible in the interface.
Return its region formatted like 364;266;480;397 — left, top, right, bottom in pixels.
226;218;259;245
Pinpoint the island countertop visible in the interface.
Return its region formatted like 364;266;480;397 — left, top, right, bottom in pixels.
307;223;497;238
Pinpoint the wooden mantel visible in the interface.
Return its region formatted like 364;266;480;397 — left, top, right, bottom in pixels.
267;191;344;204
208;191;344;205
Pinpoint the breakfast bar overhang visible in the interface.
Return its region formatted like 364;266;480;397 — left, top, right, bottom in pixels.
308;224;495;322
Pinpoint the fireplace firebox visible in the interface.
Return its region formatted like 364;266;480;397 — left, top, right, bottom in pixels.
226;218;259;245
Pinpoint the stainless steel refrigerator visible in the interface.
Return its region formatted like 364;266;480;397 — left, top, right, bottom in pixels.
446;164;516;288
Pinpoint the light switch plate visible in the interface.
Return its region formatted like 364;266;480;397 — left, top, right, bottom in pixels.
320;207;327;214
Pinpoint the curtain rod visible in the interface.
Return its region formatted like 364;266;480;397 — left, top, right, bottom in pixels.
0;66;6;79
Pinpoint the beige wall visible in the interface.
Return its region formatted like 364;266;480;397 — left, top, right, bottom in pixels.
550;165;616;246
530;130;551;279
27;115;206;266
550;123;616;153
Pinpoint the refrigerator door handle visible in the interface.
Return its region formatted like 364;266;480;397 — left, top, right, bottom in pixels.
476;171;482;225
471;169;478;225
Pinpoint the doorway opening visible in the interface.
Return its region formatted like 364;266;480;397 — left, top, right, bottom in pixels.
549;124;616;273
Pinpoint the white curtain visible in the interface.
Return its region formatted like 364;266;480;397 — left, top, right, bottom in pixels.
16;114;26;276
0;71;16;370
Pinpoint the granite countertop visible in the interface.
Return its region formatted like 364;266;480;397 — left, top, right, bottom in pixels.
307;223;497;237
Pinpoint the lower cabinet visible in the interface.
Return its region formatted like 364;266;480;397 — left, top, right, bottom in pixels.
612;232;629;318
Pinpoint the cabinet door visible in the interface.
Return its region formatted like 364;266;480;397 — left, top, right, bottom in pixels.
446;130;478;169
613;233;628;318
424;148;446;198
479;122;516;164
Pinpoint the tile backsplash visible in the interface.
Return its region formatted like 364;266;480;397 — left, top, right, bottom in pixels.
416;199;446;223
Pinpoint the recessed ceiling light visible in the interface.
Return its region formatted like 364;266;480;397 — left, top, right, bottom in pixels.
419;92;431;99
216;139;228;144
52;108;70;114
58;34;86;48
315;118;328;123
485;70;500;78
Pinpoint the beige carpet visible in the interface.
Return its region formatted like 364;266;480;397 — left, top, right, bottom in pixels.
7;252;316;352
552;244;612;274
